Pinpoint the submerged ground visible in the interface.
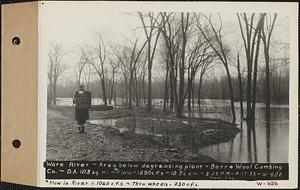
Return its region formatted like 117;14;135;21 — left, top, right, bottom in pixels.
47;106;240;162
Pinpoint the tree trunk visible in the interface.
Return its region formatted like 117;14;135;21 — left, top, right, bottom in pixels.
251;29;261;122
176;13;189;118
237;54;244;121
264;47;271;121
129;75;133;110
139;13;160;112
224;66;236;124
163;65;169;112
142;73;146;105
246;59;252;121
125;79;128;108
147;38;152;112
135;72;139;107
261;13;276;121
53;78;57;106
110;76;115;105
197;76;203;106
173;68;178;112
113;85;117;108
177;61;185;117
49;78;53;105
191;79;195;109
147;68;152;111
177;31;186;116
169;63;174;111
187;70;192;112
101;77;107;105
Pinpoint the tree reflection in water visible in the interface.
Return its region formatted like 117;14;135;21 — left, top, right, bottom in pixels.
252;125;258;163
198;106;288;163
266;120;271;163
246;121;253;163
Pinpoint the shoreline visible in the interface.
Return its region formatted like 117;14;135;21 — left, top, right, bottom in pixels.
47;106;240;162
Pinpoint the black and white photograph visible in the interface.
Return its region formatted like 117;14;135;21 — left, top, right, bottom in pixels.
38;1;298;188
45;3;291;163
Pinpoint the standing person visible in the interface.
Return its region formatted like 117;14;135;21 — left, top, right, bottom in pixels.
73;85;91;133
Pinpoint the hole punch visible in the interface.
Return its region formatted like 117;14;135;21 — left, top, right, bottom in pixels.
12;36;21;46
12;139;21;149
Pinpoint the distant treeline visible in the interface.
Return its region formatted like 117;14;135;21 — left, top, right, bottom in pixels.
54;69;289;104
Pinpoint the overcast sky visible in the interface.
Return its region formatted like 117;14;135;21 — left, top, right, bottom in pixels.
40;1;292;84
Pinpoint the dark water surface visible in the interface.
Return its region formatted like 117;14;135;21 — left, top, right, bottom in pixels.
191;100;289;163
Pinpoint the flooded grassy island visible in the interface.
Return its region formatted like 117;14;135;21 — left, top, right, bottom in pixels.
47;106;240;162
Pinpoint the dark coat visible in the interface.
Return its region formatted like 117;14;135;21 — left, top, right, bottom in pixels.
73;91;90;125
75;108;89;125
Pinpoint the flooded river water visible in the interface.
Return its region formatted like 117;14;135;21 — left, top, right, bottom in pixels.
57;98;289;163
191;100;289;163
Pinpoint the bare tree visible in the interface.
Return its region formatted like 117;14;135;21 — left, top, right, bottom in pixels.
117;39;147;109
48;57;54;105
138;12;162;112
237;13;265;122
83;63;93;91
119;58;130;108
140;55;147;106
195;48;216;108
186;33;216;111
158;12;181;112
48;44;67;105
176;12;190;117
133;58;146;107
196;13;236;123
88;32;108;105
261;13;277;120
236;53;244;120
107;57;120;105
74;47;87;86
159;46;170;112
251;18;264;121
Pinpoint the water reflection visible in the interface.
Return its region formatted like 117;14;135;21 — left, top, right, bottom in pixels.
228;140;234;162
266;120;271;163
238;122;243;161
198;105;288;163
252;125;258;163
246;123;252;163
